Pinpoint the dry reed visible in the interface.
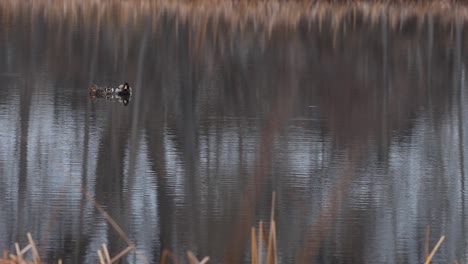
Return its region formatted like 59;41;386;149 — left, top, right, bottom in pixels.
0;232;58;264
187;251;210;264
0;205;457;264
0;192;151;264
2;0;468;37
423;225;454;264
425;225;430;260
82;191;150;264
424;235;446;264
250;192;278;264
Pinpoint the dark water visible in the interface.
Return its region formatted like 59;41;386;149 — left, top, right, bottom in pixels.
1;3;468;263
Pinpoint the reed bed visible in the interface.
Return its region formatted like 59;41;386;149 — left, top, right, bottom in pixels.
1;192;449;263
0;233;44;264
0;191;150;264
0;233;136;264
2;0;468;36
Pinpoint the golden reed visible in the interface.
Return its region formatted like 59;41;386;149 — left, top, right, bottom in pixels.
2;0;468;34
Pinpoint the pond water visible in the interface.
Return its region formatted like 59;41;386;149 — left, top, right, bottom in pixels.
1;3;468;263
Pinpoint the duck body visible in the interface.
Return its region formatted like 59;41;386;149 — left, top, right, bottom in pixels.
114;82;132;96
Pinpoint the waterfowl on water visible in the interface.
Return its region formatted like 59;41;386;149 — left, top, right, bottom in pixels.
88;82;132;106
88;82;132;97
114;82;132;96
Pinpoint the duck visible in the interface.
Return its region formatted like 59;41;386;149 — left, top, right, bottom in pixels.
88;82;132;97
114;82;132;96
88;82;132;106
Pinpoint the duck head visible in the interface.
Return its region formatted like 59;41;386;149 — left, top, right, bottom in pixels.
123;82;130;91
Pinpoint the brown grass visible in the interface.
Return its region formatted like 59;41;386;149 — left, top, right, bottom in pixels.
0;233;47;264
2;0;468;36
424;235;446;264
83;191;149;264
249;193;277;264
0;192;453;263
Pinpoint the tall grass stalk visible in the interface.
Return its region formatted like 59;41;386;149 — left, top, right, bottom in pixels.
250;192;277;264
424;235;445;264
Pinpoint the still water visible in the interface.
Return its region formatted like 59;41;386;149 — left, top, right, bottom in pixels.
1;2;468;263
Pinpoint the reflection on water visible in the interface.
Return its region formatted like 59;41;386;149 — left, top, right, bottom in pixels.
1;1;468;263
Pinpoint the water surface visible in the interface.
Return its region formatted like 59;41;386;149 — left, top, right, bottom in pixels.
1;3;468;263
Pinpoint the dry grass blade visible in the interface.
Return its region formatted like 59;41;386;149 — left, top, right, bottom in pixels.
424;235;445;264
270;192;276;223
266;220;277;264
266;192;277;264
266;223;274;264
187;251;210;264
187;251;198;264
111;246;134;263
14;243;22;262
83;191;149;264
199;257;210;264
8;254;18;262
425;225;430;260
27;233;41;263
248;192;278;264
20;245;32;256
259;221;264;264
98;249;105;264
83;192;132;246
251;227;257;264
272;221;277;264
102;244;111;264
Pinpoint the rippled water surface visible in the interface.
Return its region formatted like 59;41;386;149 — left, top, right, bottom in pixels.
1;2;468;263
